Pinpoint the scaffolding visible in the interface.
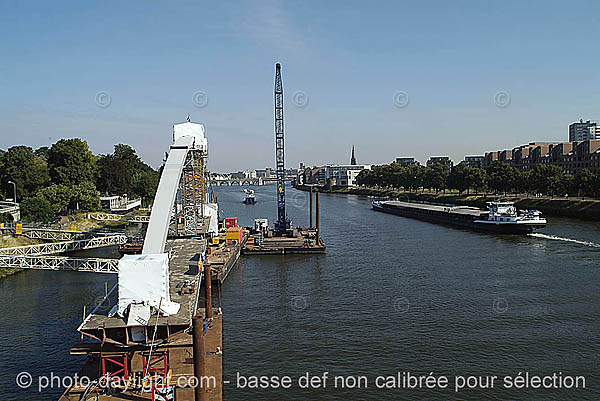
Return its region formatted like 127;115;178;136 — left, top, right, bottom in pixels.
176;148;209;237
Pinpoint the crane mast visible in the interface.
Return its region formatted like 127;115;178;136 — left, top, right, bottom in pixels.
274;63;290;234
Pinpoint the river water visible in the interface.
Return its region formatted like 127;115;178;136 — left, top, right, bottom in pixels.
1;185;599;400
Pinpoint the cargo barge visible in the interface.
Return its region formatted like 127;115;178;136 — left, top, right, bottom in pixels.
372;200;546;234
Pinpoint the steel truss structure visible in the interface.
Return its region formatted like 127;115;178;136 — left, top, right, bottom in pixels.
176;148;208;236
0;234;128;256
274;63;290;233
89;213;150;223
21;228;87;241
0;255;119;273
0;202;19;216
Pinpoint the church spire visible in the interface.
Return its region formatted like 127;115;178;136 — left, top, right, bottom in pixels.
350;145;357;165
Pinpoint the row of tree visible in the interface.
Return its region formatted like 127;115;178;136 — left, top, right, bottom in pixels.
0;139;159;222
355;161;600;198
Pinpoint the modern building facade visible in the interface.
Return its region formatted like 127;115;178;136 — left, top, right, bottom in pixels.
394;157;420;166
255;168;273;178
569;120;599;142
300;164;371;187
324;164;371;187
426;156;453;168
483;140;600;173
461;155;485;168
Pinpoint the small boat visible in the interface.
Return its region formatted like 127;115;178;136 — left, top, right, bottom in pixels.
243;189;256;205
372;200;546;234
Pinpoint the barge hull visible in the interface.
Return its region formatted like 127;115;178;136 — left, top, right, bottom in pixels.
373;202;543;234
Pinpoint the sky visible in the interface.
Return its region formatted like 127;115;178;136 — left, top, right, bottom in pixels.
1;0;599;172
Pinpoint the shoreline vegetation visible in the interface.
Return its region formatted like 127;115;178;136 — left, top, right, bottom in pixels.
0;268;21;279
0;236;42;280
294;184;600;220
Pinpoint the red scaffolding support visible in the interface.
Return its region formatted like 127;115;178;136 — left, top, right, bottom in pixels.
101;353;129;380
142;351;169;378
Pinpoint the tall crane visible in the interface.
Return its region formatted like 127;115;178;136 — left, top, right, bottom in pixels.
274;63;290;234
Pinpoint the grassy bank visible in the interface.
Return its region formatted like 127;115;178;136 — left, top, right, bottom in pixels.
0;236;43;280
0;268;21;279
297;185;600;220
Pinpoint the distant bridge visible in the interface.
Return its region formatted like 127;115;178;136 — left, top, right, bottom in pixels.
210;177;294;186
211;177;265;186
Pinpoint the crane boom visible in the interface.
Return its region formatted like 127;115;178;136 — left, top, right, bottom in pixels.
274;63;290;234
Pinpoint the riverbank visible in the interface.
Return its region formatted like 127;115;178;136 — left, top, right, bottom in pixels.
294;184;600;220
0;236;44;279
0;268;21;279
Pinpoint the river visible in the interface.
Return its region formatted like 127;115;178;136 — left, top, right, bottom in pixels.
1;185;599;400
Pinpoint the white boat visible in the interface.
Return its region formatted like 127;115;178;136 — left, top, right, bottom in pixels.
473;202;547;233
243;189;256;205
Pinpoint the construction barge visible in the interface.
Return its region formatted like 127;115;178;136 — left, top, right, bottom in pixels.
372;200;547;234
243;227;325;255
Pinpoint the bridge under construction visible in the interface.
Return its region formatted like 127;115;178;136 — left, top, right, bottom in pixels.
57;118;229;401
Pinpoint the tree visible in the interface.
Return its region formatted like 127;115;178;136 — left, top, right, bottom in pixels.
97;154;130;195
0;212;14;223
448;164;470;193
20;196;53;223
132;169;159;205
37;184;71;215
0;145;50;201
529;165;565;196
593;171;600;198
96;144;159;203
487;161;517;193
556;173;574;196
469;168;487;194
424;163;450;193
70;182;100;211
35;146;50;159
575;169;595;197
356;169;374;187
47;139;97;186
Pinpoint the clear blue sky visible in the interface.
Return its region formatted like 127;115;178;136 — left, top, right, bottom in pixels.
1;0;599;171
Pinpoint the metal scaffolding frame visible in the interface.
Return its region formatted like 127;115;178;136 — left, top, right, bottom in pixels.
177;148;208;236
0;235;128;256
0;255;119;273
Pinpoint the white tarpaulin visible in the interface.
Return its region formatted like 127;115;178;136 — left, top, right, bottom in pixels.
117;253;180;317
173;122;207;151
203;203;218;235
